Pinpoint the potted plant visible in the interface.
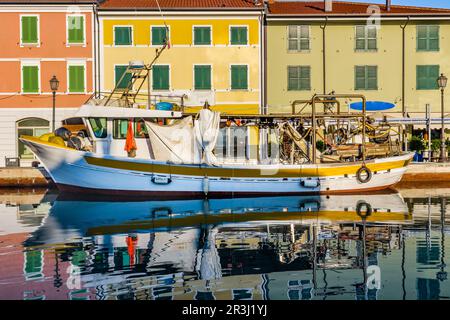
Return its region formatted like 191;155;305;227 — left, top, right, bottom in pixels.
409;136;425;162
431;139;441;159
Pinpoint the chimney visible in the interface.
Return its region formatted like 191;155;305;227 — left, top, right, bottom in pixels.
325;0;333;13
386;0;391;12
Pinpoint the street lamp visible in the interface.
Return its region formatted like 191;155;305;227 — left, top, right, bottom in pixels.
49;75;59;132
438;73;448;162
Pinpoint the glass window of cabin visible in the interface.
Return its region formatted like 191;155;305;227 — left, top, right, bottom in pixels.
288;25;310;51
17;118;49;159
288;66;311;91
230;26;248;45
88;118;107;138
67;15;84;45
114;26;132;46
134;119;148;138
113;119;130;139
355;66;378;90
230;127;248;161
68;65;85;93
151;26;167;46
22;64;39;93
152;65;170;90
194;65;212;90
115;65;133;89
193;26;211;45
231;65;248;90
417;25;439;51
21;15;39;45
417;65;439;90
355;25;377;51
214;127;228;160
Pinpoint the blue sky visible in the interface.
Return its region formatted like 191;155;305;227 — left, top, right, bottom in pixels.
334;0;450;9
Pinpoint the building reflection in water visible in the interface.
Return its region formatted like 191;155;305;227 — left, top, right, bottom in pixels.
0;191;449;300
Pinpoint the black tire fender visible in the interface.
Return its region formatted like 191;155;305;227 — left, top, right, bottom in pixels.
356;200;372;219
356;166;372;184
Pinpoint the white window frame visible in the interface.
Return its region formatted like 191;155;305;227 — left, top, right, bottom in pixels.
229;64;250;91
21;60;41;94
150;25;170;47
192;25;213;47
113;25;134;47
66;14;86;47
151;64;171;91
355;25;377;52
67;60;87;94
229;25;249;46
287;25;310;52
20;14;40;47
193;64;213;91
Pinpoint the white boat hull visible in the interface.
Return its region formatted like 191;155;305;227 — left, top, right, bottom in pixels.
20;136;413;197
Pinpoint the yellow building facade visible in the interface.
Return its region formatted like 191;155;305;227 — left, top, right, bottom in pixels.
266;4;450;117
98;10;263;114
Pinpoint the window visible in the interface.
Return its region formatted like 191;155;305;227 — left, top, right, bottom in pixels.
288;66;311;91
355;66;378;90
152;65;170;90
214;127;249;162
68;64;85;93
417;25;439;51
355;25;377;51
114;26;132;46
113;119;129;139
67;15;84;44
193;26;211;45
24;250;44;280
22;64;39;93
288;25;310;51
230;26;248;45
17;118;49;159
194;65;212;90
151;26;168;46
417;65;439;90
21;15;38;45
115;65;132;89
135;119;148;138
88;118;107;138
231;65;248;90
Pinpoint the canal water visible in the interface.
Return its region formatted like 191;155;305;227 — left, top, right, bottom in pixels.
1;187;450;300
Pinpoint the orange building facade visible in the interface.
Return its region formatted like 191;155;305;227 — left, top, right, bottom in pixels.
0;1;96;166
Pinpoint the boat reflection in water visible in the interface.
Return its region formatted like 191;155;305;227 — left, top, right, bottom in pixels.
15;191;415;300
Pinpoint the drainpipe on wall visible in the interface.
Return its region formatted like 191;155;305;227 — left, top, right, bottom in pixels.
262;1;269;114
320;17;328;94
401;16;410;151
95;2;101;98
93;3;97;98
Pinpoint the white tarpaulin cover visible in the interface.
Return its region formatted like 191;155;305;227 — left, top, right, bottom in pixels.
144;109;221;165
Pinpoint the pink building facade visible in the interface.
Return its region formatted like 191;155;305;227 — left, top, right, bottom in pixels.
0;1;96;166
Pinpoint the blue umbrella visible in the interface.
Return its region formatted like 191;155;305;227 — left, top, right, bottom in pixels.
350;101;395;112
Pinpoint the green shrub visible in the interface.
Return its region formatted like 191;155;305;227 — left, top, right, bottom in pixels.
431;139;441;152
409;136;425;152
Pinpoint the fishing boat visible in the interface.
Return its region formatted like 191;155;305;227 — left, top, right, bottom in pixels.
19;42;413;197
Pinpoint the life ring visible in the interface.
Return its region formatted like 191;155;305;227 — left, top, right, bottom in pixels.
356;200;372;219
356;166;372;184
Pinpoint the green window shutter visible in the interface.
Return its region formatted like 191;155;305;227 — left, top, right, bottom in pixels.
417;25;439;51
69;65;85;93
115;65;132;89
194;65;211;90
68;16;84;44
22;66;39;93
299;66;311;90
417;65;439;90
21;16;38;44
288;26;298;51
194;27;211;45
355;66;366;90
114;27;132;45
367;66;378;90
231;65;248;90
153;65;170;90
429;26;439;51
152;27;166;46
230;27;247;45
288;66;299;91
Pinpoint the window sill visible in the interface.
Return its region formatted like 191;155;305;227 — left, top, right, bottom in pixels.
20;43;40;47
416;50;440;52
354;49;378;53
66;43;86;47
287;50;311;54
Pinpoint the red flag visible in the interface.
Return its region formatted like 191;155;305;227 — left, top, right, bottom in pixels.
124;119;137;153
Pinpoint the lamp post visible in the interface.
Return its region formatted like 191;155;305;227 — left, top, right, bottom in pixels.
438;73;448;162
49;75;59;132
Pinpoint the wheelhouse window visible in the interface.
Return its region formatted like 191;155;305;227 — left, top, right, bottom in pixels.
17;118;49;159
214;126;249;162
355;25;377;51
88;118;107;138
21;15;39;45
67;15;85;45
114;26;132;46
113;119;129;139
288;25;310;51
135;119;148;138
